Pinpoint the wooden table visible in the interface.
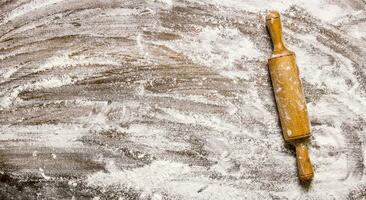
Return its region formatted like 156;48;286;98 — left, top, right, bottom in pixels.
0;0;365;199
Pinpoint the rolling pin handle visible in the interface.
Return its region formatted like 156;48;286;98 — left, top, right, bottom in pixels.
295;142;314;182
266;11;286;53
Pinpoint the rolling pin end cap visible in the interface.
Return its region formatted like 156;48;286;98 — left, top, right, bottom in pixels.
299;172;314;182
266;11;280;21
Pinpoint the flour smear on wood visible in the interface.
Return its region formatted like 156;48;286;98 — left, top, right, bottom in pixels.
0;0;365;199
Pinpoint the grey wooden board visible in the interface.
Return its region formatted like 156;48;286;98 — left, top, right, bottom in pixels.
0;0;365;199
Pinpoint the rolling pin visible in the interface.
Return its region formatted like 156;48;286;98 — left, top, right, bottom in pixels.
266;11;314;181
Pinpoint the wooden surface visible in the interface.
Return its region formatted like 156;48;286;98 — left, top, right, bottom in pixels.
0;0;365;199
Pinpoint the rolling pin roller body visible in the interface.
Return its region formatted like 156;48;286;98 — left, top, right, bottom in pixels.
266;11;314;181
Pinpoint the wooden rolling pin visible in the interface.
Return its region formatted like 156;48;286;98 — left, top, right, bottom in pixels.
266;11;314;182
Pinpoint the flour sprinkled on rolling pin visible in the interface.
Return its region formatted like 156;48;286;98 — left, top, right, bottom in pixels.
266;11;314;182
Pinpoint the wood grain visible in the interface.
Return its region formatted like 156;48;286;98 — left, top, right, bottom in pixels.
0;0;365;199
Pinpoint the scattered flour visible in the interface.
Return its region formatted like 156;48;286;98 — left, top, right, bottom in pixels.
0;0;364;199
87;160;190;197
165;27;263;79
0;67;18;80
2;0;66;24
39;167;51;180
195;0;354;23
0;53;119;109
38;54;120;72
0;75;75;109
155;0;174;8
0;124;86;148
